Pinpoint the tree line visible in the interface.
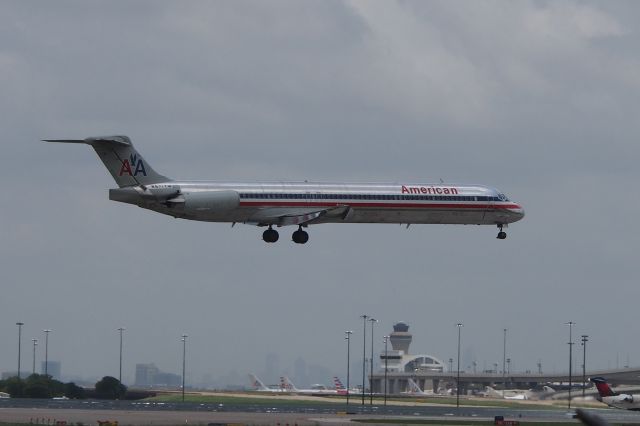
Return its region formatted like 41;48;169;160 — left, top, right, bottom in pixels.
0;374;127;399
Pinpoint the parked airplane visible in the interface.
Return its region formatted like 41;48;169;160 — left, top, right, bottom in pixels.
248;373;285;393
45;136;525;243
484;385;555;400
281;376;339;395
484;386;528;400
591;377;640;410
333;377;349;395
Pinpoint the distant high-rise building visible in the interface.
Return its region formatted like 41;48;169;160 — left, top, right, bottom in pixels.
41;361;61;380
135;363;182;387
135;363;160;386
153;372;181;386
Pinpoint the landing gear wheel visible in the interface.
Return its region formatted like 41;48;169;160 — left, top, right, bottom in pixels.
292;227;309;244
262;226;279;243
497;224;507;240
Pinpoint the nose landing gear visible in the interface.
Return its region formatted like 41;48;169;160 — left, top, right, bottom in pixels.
292;226;309;244
497;224;507;240
262;226;279;243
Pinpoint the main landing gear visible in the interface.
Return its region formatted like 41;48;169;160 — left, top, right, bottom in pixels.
262;225;310;244
497;224;507;240
292;226;309;244
262;226;279;243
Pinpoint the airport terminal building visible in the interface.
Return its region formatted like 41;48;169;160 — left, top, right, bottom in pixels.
370;322;640;395
371;322;446;394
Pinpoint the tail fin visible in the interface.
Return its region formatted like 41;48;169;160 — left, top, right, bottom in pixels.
281;376;298;392
248;373;269;391
333;377;345;390
43;135;170;187
407;378;423;393
591;377;618;397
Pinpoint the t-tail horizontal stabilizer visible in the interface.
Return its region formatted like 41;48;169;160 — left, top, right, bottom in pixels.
44;135;170;187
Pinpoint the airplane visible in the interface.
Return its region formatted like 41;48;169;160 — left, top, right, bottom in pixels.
333;377;349;395
247;373;286;393
484;386;555;401
333;377;362;395
484;386;529;400
484;385;555;401
44;136;525;244
281;376;339;395
591;377;640;410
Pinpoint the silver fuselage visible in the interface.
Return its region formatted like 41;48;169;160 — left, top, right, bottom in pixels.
110;180;525;227
600;394;640;411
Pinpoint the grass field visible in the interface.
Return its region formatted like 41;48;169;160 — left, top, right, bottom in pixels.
148;393;336;405
147;393;594;411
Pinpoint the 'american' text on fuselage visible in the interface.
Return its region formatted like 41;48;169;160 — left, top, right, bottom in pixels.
401;185;458;195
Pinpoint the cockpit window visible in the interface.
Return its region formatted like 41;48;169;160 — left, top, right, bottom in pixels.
497;193;509;202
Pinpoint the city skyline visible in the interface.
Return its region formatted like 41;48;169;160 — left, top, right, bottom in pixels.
0;319;627;388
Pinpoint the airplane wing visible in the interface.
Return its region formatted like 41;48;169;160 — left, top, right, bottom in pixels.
248;205;352;227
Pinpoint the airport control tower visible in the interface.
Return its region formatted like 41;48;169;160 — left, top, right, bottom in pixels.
389;321;412;354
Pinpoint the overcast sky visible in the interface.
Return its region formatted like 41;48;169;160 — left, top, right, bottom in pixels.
1;1;640;388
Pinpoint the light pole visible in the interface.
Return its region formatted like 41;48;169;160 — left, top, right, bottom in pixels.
345;330;353;410
16;322;24;379
32;339;38;375
43;329;52;377
383;335;388;407
506;358;511;376
118;327;125;385
502;328;507;388
456;323;463;409
181;334;188;402
566;321;575;410
581;335;589;398
360;314;368;405
369;317;377;405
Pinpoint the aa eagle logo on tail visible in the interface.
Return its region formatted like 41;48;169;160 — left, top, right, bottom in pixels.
118;153;147;177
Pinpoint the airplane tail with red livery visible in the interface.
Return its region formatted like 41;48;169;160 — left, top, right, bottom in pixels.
591;377;618;397
334;377;348;394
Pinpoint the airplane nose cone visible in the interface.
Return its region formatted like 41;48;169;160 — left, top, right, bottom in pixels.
510;204;525;221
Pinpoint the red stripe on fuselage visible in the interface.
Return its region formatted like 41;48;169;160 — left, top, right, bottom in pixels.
239;201;520;210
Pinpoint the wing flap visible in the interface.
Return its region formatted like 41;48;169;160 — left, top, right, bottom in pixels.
278;210;324;226
247;205;352;226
